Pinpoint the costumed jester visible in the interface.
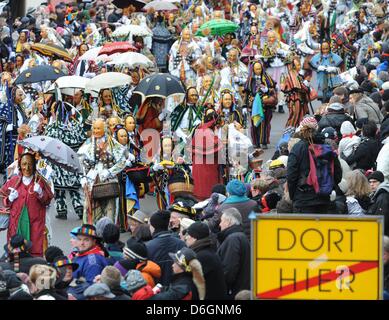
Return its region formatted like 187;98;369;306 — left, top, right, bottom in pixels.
245;60;277;149
45;101;87;220
0;152;54;257
0;77;28;177
310;40;343;102
77;118;126;224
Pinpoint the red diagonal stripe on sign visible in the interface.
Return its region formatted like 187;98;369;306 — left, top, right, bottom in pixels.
257;261;378;299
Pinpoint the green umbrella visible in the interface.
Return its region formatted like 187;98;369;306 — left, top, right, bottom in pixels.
195;19;239;37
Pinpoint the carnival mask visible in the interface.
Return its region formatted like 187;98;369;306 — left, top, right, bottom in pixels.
20;154;34;177
117;128;129;146
93;120;106;139
125;116;136;133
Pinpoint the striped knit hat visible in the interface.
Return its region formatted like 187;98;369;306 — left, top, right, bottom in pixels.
299;116;318;130
123;238;147;261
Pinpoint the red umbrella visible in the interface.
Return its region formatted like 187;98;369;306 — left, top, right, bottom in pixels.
98;42;138;56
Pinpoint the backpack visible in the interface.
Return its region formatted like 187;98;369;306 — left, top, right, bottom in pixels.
306;144;336;196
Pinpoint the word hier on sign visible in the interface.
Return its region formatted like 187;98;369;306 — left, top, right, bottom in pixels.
252;215;383;300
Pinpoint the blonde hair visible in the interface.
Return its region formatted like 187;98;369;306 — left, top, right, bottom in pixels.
29;264;57;291
345;170;371;198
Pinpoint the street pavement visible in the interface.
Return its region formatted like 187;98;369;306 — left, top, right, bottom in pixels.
0;103;321;256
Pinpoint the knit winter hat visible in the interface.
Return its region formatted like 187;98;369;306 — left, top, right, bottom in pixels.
44;246;64;263
102;223;120;244
149;210;171;231
3;270;22;289
321;127;337;140
299;116;318;130
180;218;195;233
382;81;389;91
96;217;114;238
226;179;247;197
84;283;115;299
124;238;148;261
101;266;122;290
187;222;210;240
125;270;147;293
340;121;356;135
367;171;385;183
327;102;344;111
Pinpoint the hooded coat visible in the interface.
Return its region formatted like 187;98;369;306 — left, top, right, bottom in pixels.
190;237;228;300
216;225;250;298
368;182;389;236
354;96;384;125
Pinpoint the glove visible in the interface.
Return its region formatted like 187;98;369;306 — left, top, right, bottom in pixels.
242;107;248;116
260;86;269;93
33;183;43;197
125;159;133;168
233;76;241;84
126;153;136;166
6;124;13;132
317;65;326;71
8;188;18;202
303;79;310;87
158;110;167;121
152;163;164;172
99;169;111;182
80;177;88;188
327;66;339;73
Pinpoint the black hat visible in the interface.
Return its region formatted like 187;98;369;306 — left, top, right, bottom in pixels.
368;171;385;183
102;224;120;244
169;201;196;217
349;88;363;95
355;118;369;129
45;246;64;263
71;224;101;239
7;235;32;254
150;210;171;231
52;255;79;272
360;80;376;94
321;127;337;140
2;270;22;289
168;247;197;272
187;222;210;240
124;238;148;261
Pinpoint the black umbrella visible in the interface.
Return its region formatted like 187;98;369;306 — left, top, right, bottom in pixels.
15;65;65;85
112;0;146;10
133;73;185;99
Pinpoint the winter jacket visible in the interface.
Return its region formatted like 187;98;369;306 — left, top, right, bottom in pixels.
219;199;259;240
216;225;250;298
377;137;389;182
149;272;199;300
136;260;162;287
339;121;360;159
318;111;354;136
190;237;228;300
367;182;389;236
287;134;343;209
354;96;384;125
72;246;108;284
145;231;186;286
345;137;380;171
111;287;131;300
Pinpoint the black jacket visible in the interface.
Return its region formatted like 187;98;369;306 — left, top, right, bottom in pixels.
367;182;389;236
111;287;131;300
149;272;199;300
287;134;342;208
216;225;250;298
145;231;186;286
318;111;354;137
190;237;228;300
345;137;380;171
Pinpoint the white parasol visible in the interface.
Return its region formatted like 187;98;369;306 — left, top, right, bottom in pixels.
85;72;132;92
46;76;90;95
79;46;103;61
107;52;154;68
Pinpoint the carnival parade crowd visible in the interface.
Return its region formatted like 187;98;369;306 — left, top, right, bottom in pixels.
0;0;388;300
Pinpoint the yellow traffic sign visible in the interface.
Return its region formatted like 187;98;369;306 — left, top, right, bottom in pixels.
252;215;383;300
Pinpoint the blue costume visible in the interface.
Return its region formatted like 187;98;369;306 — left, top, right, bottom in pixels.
310;52;343;102
72;248;108;284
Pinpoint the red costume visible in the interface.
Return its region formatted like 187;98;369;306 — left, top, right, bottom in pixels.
192;120;223;200
1;175;54;257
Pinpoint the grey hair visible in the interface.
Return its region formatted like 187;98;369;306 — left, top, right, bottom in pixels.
384;236;389;253
222;208;242;226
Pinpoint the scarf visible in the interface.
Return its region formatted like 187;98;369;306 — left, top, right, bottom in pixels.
76;245;104;258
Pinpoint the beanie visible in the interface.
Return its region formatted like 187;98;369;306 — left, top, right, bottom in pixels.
96;217;114;238
125;270;147;293
102;223;120;244
340;121;356;135
299;116;318;130
44;246;64;263
149;210;171;231
226;179;247;197
124;238;148;261
367;171;385;183
187;222;210;240
101;266;121;290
